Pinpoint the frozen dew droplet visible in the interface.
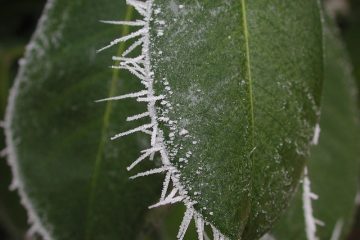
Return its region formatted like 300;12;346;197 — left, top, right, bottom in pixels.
179;129;189;136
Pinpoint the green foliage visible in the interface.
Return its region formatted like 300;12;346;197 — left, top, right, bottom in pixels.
6;0;360;240
4;1;163;239
270;15;360;240
151;1;322;239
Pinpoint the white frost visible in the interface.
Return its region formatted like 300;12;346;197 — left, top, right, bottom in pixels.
330;219;344;240
4;0;58;239
303;167;323;240
129;166;173;179
179;128;189;136
178;207;194;240
311;124;321;145
195;214;205;240
259;234;277;240
111;123;154;140
95;90;148;102
99;20;145;26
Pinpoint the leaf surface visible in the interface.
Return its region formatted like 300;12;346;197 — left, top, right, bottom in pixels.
6;0;324;240
5;1;163;239
268;15;360;240
150;0;323;239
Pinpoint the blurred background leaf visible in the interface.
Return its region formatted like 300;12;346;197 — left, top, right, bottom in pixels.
0;1;45;239
268;12;360;240
339;0;360;239
341;0;360;95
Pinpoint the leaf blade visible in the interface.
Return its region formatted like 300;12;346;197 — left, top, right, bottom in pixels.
5;1;163;239
150;0;323;239
269;14;360;240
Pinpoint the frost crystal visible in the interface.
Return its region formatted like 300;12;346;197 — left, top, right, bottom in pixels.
303;167;323;240
259;234;276;240
330;219;343;240
97;0;228;239
311;124;321;145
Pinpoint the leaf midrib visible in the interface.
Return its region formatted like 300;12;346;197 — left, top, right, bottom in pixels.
84;6;134;240
241;0;255;135
240;0;256;230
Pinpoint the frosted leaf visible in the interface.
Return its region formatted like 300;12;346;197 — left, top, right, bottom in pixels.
96;0;229;239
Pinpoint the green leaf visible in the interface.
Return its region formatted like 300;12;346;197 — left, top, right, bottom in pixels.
268;14;360;240
4;1;163;240
150;0;323;239
6;0;324;240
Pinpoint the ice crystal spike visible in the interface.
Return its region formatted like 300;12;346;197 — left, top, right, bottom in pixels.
111;123;153;140
303;167;323;240
129;166;173;179
95;90;148;102
311;124;321;145
330;219;343;240
178;207;194;240
195;214;205;240
126;112;150;122
100;20;146;26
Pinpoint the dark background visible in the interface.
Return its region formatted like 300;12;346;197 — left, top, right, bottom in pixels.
0;0;359;239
